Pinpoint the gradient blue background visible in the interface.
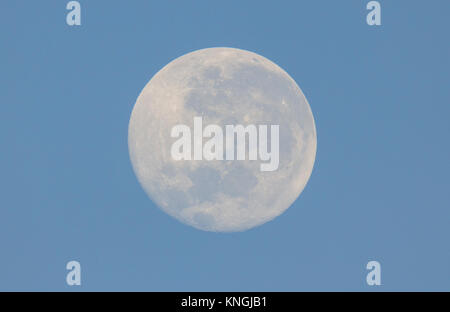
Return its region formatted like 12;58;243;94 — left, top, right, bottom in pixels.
1;0;449;291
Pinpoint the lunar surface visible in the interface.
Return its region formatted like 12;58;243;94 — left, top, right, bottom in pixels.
128;47;317;232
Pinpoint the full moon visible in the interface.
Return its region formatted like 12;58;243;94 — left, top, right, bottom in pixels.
128;47;317;232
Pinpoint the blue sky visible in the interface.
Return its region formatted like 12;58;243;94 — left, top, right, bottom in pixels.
0;0;449;291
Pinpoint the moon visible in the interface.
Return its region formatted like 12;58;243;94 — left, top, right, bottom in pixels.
128;47;317;232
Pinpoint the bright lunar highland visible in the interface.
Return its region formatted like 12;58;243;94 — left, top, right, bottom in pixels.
128;47;317;232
